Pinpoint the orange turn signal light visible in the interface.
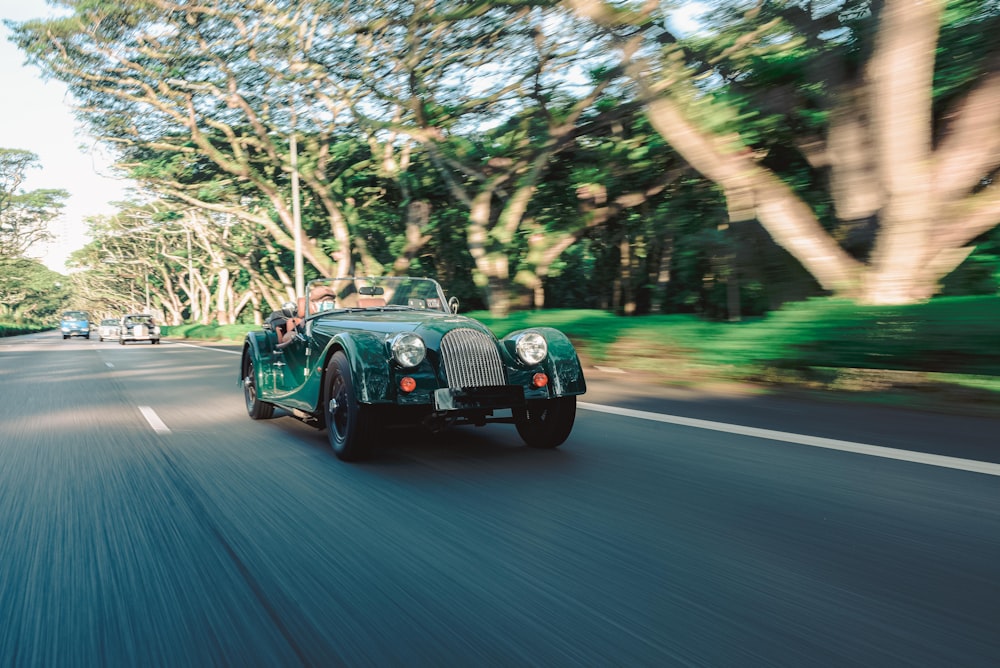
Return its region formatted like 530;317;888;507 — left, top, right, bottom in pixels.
400;376;417;393
532;372;549;388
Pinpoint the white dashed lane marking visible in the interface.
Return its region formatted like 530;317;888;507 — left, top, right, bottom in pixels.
139;406;171;434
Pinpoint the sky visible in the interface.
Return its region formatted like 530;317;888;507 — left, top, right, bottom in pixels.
1;0;132;273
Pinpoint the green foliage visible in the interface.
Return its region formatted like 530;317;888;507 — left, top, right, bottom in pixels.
0;148;38;206
940;224;1000;296
936;0;1000;102
161;323;255;341
743;297;1000;377
0;322;49;337
0;258;70;322
471;295;1000;378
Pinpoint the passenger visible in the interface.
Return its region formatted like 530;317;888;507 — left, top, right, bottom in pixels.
309;285;337;312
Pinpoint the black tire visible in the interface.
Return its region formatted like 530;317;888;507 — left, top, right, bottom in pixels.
119;338;125;345
243;355;275;419
515;396;577;449
324;351;374;461
63;335;68;340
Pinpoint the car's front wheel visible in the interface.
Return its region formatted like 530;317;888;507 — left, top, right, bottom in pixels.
515;396;577;449
324;351;374;461
242;356;274;419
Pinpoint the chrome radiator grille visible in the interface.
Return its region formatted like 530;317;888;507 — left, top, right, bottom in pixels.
440;328;506;389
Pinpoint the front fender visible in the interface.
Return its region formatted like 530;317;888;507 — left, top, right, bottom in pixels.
241;331;273;395
322;332;394;405
503;327;587;397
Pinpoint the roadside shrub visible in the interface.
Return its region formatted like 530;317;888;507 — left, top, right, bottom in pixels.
0;322;49;337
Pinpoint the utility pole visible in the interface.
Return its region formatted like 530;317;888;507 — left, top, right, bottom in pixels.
186;227;194;321
290;110;304;299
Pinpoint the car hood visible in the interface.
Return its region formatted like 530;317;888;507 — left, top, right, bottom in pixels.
312;309;494;346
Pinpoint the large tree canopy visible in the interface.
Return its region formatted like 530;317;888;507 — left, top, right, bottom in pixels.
568;0;1000;304
8;0;1000;321
0;148;65;260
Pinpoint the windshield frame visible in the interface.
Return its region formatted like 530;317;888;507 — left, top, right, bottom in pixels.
304;277;450;318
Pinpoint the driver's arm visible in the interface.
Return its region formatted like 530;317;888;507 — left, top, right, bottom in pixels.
276;316;302;347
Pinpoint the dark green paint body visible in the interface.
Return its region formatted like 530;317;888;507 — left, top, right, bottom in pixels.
242;309;586;419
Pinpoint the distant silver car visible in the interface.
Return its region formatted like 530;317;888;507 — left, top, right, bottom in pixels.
119;313;161;345
98;318;120;342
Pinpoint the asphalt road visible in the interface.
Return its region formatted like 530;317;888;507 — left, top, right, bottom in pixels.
1;331;998;667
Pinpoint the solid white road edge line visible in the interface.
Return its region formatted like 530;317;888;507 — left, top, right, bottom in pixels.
139;406;171;434
579;402;1000;478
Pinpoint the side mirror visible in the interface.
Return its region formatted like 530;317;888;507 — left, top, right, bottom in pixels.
448;296;460;314
280;301;297;318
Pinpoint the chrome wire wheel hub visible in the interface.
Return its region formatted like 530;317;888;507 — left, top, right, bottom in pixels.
243;359;256;411
329;381;348;438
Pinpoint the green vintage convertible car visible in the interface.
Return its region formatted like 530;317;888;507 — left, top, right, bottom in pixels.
240;276;587;461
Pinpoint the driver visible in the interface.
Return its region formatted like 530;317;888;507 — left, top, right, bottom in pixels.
276;285;337;347
265;307;294;344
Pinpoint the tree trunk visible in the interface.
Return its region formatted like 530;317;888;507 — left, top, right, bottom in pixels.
466;190;514;317
642;93;865;297
620;236;635;315
391;200;432;275
859;0;944;304
214;267;231;325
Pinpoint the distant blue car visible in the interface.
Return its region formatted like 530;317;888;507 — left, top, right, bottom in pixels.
60;310;90;339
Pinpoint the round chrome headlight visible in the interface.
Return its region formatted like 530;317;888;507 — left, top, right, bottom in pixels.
515;331;548;365
391;333;426;368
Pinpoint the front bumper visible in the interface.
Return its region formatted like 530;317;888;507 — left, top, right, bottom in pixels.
432;385;526;412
